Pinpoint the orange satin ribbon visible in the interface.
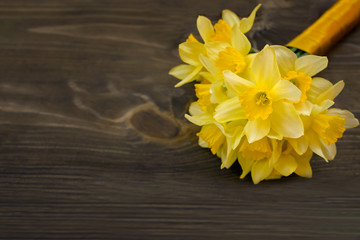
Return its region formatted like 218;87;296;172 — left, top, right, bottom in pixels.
287;0;360;55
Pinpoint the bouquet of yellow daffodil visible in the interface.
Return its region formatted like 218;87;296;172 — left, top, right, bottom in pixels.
169;2;359;184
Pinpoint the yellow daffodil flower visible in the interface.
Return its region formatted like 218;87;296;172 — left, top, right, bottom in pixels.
273;141;313;179
169;40;205;87
185;102;238;167
272;45;328;104
197;124;226;155
238;138;313;184
184;102;226;157
197;4;261;44
197;6;259;81
237;137;280;184
215;45;304;143
222;4;261;34
288;78;359;161
170;5;261;87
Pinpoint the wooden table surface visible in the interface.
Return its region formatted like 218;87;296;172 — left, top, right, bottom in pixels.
0;0;359;239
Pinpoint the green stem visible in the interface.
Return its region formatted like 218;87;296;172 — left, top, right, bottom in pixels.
287;47;309;58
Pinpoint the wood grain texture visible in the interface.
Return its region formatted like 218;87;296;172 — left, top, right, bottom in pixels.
0;0;359;239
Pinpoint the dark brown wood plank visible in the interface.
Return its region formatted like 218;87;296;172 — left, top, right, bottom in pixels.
0;0;359;239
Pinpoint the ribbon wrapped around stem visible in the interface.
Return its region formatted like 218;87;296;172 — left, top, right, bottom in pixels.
287;0;360;55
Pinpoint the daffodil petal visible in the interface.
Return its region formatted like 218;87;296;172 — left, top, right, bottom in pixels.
188;102;204;116
327;108;359;128
185;102;212;126
169;64;194;79
307;77;332;102
198;137;208;148
265;171;283;180
295;55;328;77
239;4;261;33
271;45;297;76
251;158;273;184
225;120;246;149
270;101;304;139
246;52;257;65
221;141;238;169
312;99;334;115
210;80;229;103
294;101;313;116
205;42;230;61
269;139;282;165
251;45;281;89
308;130;336;162
267;129;283;140
309;136;326;160
294;150;313;178
238;153;254;179
197;16;214;43
185;113;211;126
222;9;240;27
244;118;270;143
316;80;344;104
174;65;202;87
321;141;337;161
179;42;205;66
199;54;221;81
270;79;302;102
223;70;254;88
274;154;298;177
186;106;212;126
223;70;254;96
287;136;308;155
231;26;251;55
232;133;245;150
214;96;246;123
199;72;216;83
